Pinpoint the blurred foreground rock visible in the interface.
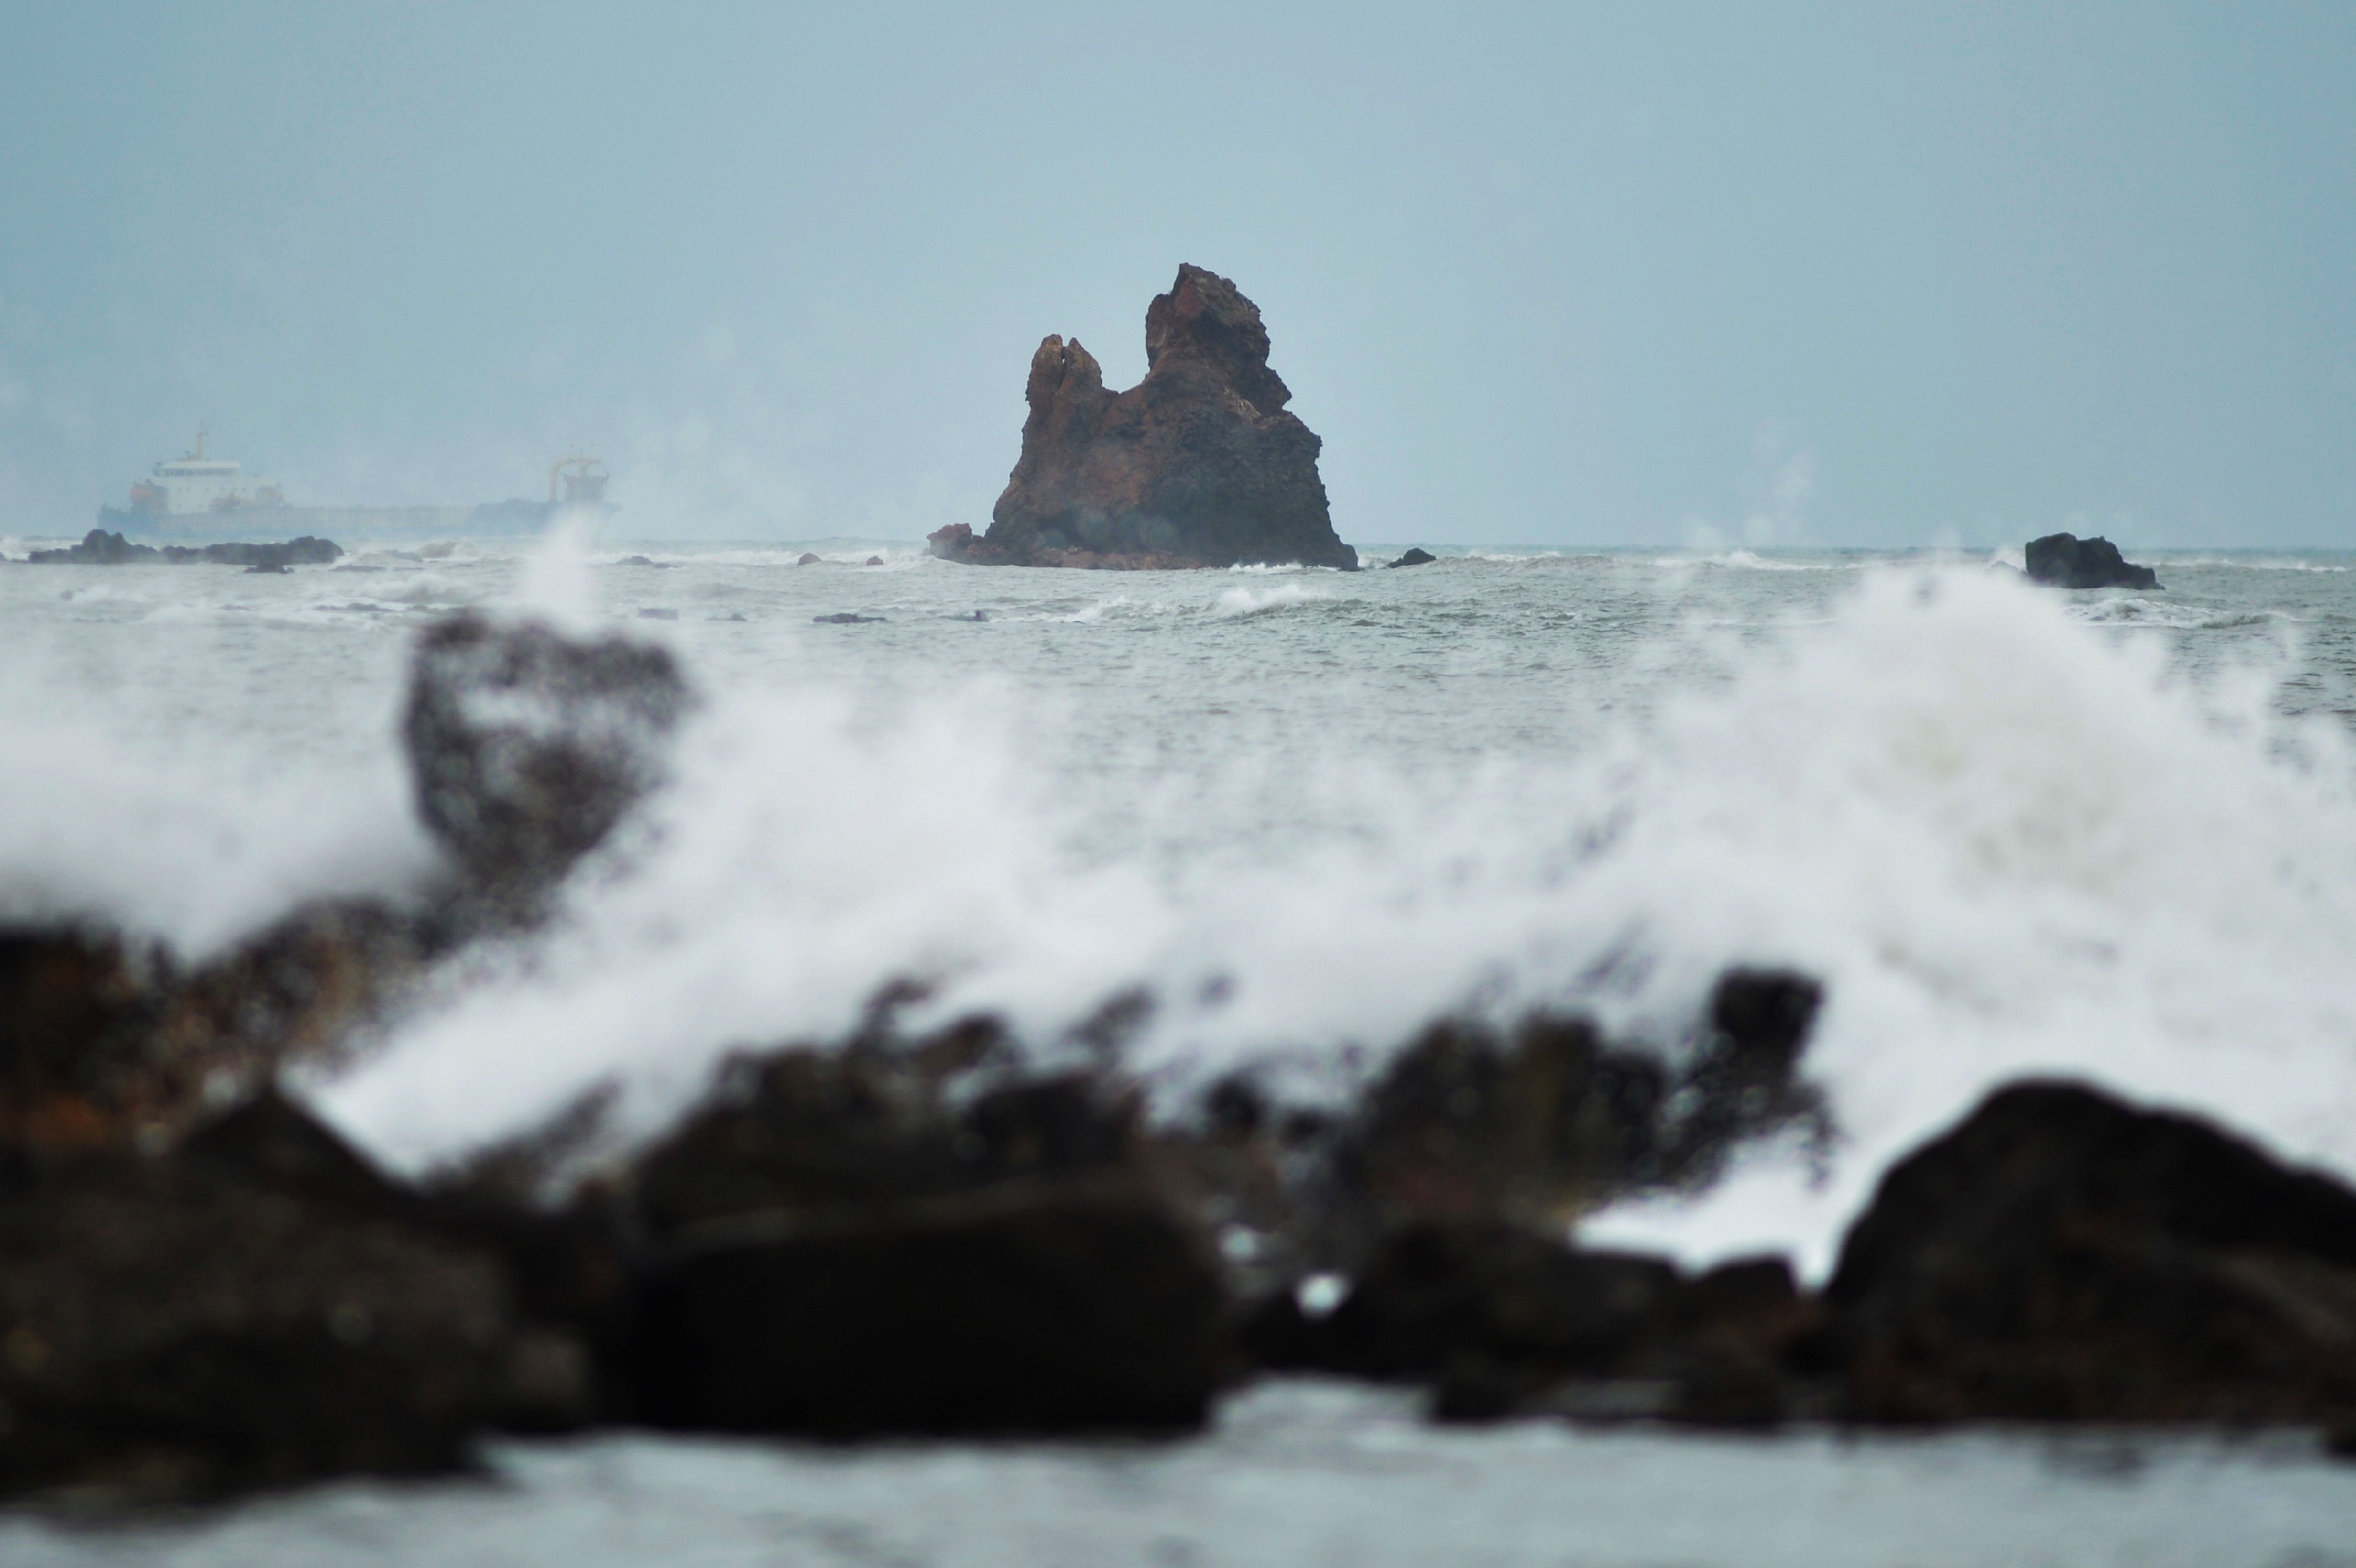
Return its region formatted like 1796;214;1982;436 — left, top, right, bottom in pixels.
0;1090;585;1503
403;611;689;918
1827;1079;2356;1424
627;1021;1222;1435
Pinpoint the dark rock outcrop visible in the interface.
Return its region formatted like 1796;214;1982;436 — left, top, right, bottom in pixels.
625;1028;1222;1437
932;265;1356;571
1828;1079;2356;1424
1388;548;1437;569
2024;533;2160;590
0;1093;574;1502
1321;970;1826;1252
403;613;690;915
634;1181;1221;1436
26;531;341;568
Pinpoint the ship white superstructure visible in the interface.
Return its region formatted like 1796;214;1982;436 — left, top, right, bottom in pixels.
134;430;284;515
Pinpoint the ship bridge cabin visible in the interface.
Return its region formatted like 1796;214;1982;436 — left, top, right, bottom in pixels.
131;431;282;515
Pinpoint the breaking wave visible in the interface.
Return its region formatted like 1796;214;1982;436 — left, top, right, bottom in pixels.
8;559;2354;1279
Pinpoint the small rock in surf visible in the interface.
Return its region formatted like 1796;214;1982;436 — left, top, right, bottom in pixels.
2024;532;2160;589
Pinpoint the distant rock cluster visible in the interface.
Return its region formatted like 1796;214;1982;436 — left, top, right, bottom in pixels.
930;265;1357;571
13;529;345;570
20;529;344;569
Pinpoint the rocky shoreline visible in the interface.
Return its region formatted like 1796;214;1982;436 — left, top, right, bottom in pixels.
3;608;2352;1508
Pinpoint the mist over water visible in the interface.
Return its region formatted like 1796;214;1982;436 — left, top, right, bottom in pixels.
6;540;2354;1286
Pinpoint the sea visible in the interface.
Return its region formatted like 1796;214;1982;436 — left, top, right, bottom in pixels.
2;532;2354;1565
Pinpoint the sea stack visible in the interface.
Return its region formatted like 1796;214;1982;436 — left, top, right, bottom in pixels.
931;265;1357;571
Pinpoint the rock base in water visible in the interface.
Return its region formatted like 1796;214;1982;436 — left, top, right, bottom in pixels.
2024;533;2160;589
932;265;1356;571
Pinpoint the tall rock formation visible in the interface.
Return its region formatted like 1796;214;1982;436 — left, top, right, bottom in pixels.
931;265;1357;570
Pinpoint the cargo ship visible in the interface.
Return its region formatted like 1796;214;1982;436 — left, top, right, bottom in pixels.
98;431;613;544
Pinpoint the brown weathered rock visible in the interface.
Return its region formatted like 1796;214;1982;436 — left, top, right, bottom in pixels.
1827;1079;2356;1425
1;906;431;1154
933;265;1356;571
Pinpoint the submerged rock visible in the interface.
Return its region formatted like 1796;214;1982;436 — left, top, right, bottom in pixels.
1388;548;1437;569
932;265;1356;571
2024;533;2160;590
403;612;689;915
811;612;885;624
1828;1079;2356;1424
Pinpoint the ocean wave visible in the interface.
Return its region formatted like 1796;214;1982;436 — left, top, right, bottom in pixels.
1211;583;1339;618
2069;599;2304;631
303;569;2356;1282
2158;556;2351;572
1647;550;1871;573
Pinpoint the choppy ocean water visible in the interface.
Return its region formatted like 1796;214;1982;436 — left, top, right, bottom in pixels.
3;534;2355;1558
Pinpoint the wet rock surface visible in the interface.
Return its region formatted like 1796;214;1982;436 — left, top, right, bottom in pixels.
931;265;1356;571
1388;548;1437;568
23;531;342;568
2024;532;2161;589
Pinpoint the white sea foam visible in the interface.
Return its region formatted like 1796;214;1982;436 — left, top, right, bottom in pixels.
1211;582;1336;617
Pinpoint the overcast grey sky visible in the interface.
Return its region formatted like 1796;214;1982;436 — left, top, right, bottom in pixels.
3;2;2351;546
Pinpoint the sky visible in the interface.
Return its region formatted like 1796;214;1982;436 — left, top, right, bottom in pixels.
2;1;2351;548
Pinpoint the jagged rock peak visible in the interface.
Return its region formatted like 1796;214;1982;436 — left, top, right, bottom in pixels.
1144;263;1292;415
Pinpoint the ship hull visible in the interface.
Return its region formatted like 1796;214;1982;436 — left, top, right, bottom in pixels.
98;500;588;545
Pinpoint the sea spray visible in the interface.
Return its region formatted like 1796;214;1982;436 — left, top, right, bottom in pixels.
302;567;2356;1284
5;550;2351;1280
